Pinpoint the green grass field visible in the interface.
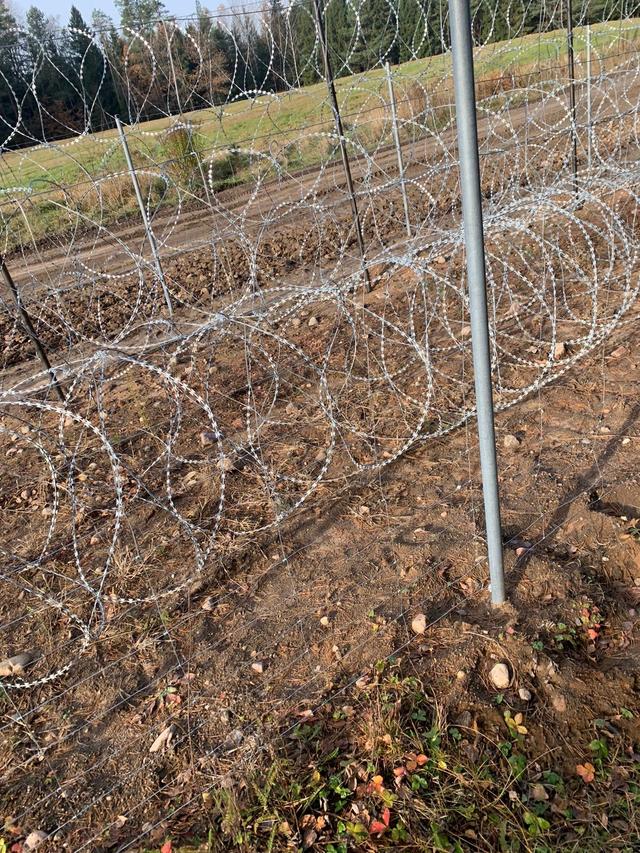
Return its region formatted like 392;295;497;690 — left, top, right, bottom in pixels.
1;19;638;249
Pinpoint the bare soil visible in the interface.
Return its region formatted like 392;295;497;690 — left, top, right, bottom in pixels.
0;78;639;853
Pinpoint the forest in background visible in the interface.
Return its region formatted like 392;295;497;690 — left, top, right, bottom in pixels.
0;0;633;148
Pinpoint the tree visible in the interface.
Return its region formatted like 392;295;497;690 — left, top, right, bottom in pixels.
115;0;167;35
290;0;319;86
351;0;400;70
0;0;25;148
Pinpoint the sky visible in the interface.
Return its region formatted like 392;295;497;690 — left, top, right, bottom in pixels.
8;0;199;28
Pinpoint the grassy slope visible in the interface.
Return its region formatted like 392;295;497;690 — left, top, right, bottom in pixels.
1;20;639;196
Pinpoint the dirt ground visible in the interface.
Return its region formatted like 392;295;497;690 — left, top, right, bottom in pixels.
0;233;639;851
0;78;640;853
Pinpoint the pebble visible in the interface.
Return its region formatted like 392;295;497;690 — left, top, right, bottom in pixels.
319;616;330;627
554;341;567;359
503;434;521;451
489;662;511;689
291;317;301;328
530;783;548;801
411;613;427;635
622;437;631;445
551;693;567;713
518;687;532;701
0;652;36;677
24;831;48;851
308;316;319;327
200;430;218;447
251;661;264;674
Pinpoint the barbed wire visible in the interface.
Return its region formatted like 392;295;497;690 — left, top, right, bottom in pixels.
1;1;640;848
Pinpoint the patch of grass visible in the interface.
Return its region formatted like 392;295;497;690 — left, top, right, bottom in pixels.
2;19;640;251
130;658;640;852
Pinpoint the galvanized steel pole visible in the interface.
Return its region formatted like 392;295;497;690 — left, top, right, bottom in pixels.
385;62;412;237
115;116;174;319
448;0;505;605
586;24;592;172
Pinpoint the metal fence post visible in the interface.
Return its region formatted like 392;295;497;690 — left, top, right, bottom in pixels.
566;0;578;196
586;23;592;172
312;0;371;292
448;0;505;606
385;62;412;237
1;258;66;403
115;116;174;319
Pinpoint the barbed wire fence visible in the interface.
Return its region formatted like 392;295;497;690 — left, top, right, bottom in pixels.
1;0;640;847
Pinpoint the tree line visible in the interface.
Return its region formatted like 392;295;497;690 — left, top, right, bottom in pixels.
0;0;632;149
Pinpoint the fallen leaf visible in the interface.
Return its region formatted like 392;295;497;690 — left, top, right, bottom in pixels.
160;842;173;853
150;725;175;754
576;762;595;783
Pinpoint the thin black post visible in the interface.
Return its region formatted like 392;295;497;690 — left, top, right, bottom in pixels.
567;0;578;196
1;258;66;403
312;0;371;292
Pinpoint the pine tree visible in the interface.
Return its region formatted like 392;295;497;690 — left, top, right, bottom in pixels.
325;0;355;76
290;0;319;86
0;0;24;148
351;0;400;71
115;0;167;35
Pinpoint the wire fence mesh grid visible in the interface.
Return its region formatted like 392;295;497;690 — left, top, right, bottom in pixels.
0;0;640;849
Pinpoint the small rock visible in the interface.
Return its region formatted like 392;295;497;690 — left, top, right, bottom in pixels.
489;662;511;690
622;437;631;446
456;670;467;681
24;831;48;851
319;616;330;627
0;652;37;677
217;456;235;473
291;317;301;328
455;710;472;729
411;613;427;635
554;341;567;359
332;644;342;660
610;345;627;358
503;434;521;451
518;687;532;701
434;255;447;265
200;430;218;447
530;783;549;801
551;692;567;713
302;827;318;849
251;661;264;674
201;596;215;611
308;316;319;328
